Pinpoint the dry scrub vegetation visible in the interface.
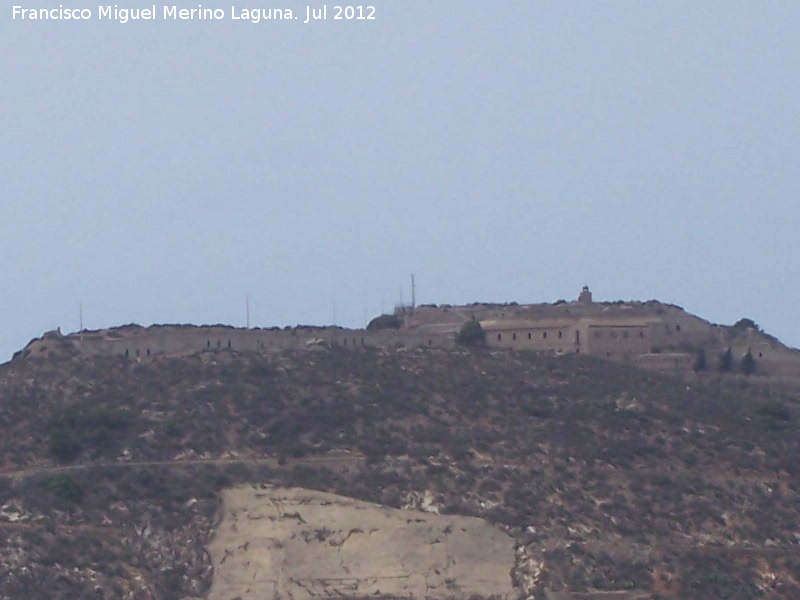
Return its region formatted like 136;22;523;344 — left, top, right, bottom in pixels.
0;343;799;598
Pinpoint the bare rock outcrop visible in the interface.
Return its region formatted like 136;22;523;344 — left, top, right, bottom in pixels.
208;486;517;600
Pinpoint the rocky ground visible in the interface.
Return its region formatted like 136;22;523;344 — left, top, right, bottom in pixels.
1;342;800;598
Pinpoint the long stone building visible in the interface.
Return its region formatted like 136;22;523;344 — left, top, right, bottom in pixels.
401;287;800;378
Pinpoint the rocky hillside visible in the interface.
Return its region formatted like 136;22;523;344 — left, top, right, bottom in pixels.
1;341;800;599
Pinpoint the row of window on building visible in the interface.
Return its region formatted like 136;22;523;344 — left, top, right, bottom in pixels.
496;328;658;344
497;330;584;345
592;329;646;339
498;330;567;342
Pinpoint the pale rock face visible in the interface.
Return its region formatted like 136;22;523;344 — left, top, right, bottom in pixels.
208;486;517;600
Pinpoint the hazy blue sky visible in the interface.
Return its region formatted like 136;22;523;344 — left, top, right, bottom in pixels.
2;1;799;361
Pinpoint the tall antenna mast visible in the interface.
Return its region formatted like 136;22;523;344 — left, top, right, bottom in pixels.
79;303;83;342
411;273;416;310
246;295;250;328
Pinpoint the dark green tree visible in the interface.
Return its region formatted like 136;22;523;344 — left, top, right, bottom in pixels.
456;320;486;347
733;318;760;332
741;348;755;376
693;348;707;372
45;474;85;504
719;347;733;373
366;314;403;331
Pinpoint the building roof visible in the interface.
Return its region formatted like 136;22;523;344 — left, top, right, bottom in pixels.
479;319;577;331
479;316;663;331
583;318;658;328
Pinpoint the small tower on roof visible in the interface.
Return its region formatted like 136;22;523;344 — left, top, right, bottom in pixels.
578;285;593;304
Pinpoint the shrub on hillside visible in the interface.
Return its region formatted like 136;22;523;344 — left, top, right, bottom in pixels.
44;473;85;504
48;428;83;463
757;400;791;422
46;405;135;462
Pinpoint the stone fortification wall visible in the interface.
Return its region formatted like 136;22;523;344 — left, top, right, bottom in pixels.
68;324;455;359
633;353;695;373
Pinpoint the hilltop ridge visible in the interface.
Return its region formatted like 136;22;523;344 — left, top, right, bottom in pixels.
16;287;800;383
